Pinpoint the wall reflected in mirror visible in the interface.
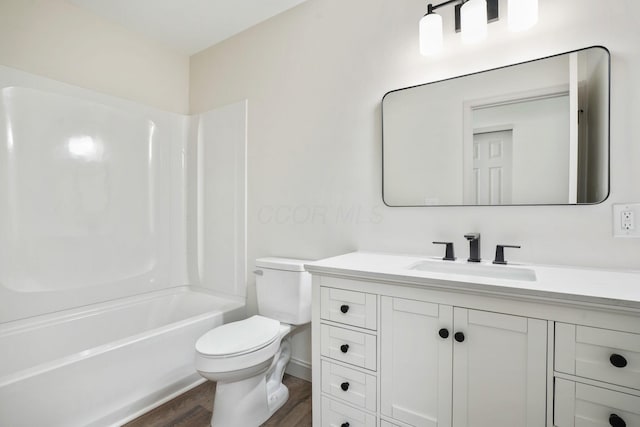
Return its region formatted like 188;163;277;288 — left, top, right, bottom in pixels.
382;46;610;206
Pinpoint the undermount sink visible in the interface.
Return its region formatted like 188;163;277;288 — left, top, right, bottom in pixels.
408;259;537;282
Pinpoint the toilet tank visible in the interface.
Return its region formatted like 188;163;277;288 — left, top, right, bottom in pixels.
255;257;312;325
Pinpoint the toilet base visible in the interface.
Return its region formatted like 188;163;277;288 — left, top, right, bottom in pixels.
210;338;292;427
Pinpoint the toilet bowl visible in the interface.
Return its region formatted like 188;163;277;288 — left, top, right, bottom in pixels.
194;257;311;427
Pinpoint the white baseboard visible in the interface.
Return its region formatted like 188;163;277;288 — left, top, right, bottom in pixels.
285;357;312;382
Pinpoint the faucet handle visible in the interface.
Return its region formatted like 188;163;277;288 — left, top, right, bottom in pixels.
433;241;456;261
493;245;521;265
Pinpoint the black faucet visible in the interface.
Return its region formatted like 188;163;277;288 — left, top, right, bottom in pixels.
493;244;521;265
433;241;456;261
464;233;481;263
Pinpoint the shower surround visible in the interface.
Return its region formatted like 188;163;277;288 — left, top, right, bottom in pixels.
0;66;247;426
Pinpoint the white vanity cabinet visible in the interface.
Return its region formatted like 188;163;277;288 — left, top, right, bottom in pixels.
308;252;640;427
317;285;379;427
451;307;547;427
312;280;550;427
380;297;452;427
553;323;640;427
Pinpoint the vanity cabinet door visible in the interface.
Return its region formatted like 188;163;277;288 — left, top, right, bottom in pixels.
452;308;547;427
380;296;453;427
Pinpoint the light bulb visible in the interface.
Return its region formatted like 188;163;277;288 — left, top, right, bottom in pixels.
420;12;443;55
461;0;488;44
508;0;538;32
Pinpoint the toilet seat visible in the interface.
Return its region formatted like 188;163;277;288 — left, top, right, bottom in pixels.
195;316;292;376
196;315;281;358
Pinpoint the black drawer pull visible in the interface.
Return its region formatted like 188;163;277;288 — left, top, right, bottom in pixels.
454;332;465;343
439;328;449;339
340;382;350;391
341;423;350;427
340;304;349;314
610;354;628;368
340;344;349;353
609;413;626;427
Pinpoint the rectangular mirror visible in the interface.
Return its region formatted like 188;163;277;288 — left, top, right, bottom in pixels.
382;46;610;206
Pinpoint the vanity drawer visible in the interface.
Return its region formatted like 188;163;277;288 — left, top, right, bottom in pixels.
554;378;640;427
320;324;377;371
556;323;640;390
321;359;376;412
321;396;376;427
320;287;377;330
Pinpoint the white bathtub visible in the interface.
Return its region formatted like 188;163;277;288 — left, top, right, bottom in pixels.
0;286;245;427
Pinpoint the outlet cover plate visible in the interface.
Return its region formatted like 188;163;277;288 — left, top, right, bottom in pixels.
613;203;640;237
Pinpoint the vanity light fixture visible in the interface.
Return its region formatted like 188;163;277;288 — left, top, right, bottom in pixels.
419;0;538;55
419;4;444;55
460;0;488;43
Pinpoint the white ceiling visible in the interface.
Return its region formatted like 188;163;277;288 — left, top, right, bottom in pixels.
68;0;308;55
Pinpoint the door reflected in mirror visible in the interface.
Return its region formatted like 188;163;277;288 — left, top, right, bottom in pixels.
382;46;610;206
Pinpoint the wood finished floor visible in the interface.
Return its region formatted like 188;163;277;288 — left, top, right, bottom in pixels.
123;374;312;427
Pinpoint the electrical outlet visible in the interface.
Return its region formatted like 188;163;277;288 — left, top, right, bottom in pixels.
613;204;640;237
622;211;634;230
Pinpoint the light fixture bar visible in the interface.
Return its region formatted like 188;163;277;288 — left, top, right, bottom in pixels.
427;0;460;13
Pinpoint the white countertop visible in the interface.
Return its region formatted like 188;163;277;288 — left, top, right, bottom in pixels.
305;252;640;310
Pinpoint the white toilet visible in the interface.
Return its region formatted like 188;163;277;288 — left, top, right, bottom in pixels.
194;257;312;427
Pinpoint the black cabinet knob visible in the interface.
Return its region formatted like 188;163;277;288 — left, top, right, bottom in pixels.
610;354;628;368
341;423;350;427
340;304;350;314
439;328;450;339
340;382;350;391
340;344;349;353
454;332;465;343
609;413;626;427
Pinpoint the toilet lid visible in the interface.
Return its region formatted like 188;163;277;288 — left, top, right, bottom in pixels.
195;315;281;357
